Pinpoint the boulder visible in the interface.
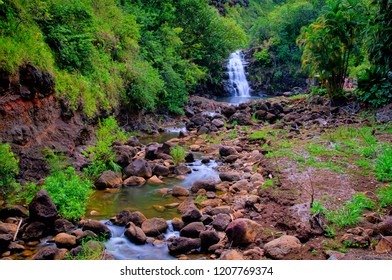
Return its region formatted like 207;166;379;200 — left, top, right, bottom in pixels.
171;217;185;231
221;105;236;118
226;218;264;245
185;153;195;163
22;221;47;241
95;171;122;189
172;186;190;197
0;222;18;235
124;222;146;245
230;179;250;192
219;172;241;182
28;190;57;224
167;236;201;255
219;250;244;260
128;211;147;227
211;118;225;128
113;145;136;167
219;146;237;157
54;233;77;249
211;213;231;231
376;216;392;235
125;136;140;147
174;164;192;175
182;208;202;224
124;159;152;178
206;206;231;216
177;198;197;215
0;233;13;250
53;219;75;234
263;235;301;259
191;179;216;193
82;220;111;239
123;176;146;187
180;222;205;238
33;246;60;260
153;164;170;177
376;236;392;254
147;175;164;185
229;111;253;125
200;230;220;251
141;218;168;237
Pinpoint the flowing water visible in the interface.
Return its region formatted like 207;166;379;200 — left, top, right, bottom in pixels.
226;50;251;98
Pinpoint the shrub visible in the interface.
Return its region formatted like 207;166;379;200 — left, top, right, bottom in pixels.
44;167;93;221
169;145;186;165
377;184;392;208
0;143;19;194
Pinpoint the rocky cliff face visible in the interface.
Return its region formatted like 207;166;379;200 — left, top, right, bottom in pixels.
0;64;92;182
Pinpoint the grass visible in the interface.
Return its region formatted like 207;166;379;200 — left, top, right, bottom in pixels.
170;144;186;165
375;146;392;182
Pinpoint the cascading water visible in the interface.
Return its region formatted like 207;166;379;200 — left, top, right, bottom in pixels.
226;50;251;97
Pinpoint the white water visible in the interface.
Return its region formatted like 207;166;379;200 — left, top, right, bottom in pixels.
226;50;251;97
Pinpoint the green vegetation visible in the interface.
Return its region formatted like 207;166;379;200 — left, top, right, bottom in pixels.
169;145;186;165
0;143;19;195
84;116;127;179
377;184;392;207
65;237;106;260
375;146;392;182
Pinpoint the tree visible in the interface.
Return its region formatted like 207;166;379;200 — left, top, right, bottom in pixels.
297;0;366;101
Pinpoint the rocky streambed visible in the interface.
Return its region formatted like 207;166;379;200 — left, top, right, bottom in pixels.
1;95;392;260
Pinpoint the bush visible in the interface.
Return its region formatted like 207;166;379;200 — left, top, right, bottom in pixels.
169;145;186;165
377;184;392;208
44;167;93;221
0;143;19;194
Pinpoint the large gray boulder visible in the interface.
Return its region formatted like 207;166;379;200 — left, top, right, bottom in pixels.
28;190;57;224
263;235;301;259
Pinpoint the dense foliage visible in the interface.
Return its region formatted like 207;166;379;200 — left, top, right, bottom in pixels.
0;143;19;194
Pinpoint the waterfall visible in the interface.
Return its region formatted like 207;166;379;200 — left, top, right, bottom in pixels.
226;50;251;97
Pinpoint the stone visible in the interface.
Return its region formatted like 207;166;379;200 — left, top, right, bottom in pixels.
263;235;301;260
147;175;164;185
174;164;192;175
185;153;195;163
219;172;241;182
230;179;250;192
211;118;225;128
110;210;132;226
200;230;220;251
153;164;170;177
8;241;25;252
376;216;392;235
177;198;197;215
113;145;136;167
0;234;13;250
124;222;146;245
0;222;17;235
211;213;231;231
53;219;74;234
171;217;185;231
219;146;237;157
220;250;244;260
206;206;231;216
54;233;77;249
33;246;60;260
201;199;222;208
229;111;253;125
123;176;146;187
22;221;47;241
340;233;370;247
226;218;264;245
182;208;202;224
95;171;122;189
153;205;165;212
172;186;190;197
191;179;216;193
375;236;392;254
189;145;201;152
125;136;140;147
82;220;111;239
28;190;57;224
243;247;264;260
180;222;205;238
129;211;147;227
124;159;152;178
141;218;168;237
167;236;201;255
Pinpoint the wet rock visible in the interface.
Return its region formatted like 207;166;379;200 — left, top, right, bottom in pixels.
376;236;392;254
147;175;164;185
129;211;147;227
110;210;131;226
145;144;160;160
95;171;122;190
125;222;146;245
33;246;60;260
172;185;190;197
53;219;74;234
264;235;301;260
200;230;220;251
153;164;170;177
167;236;201;255
219;172;241;182
185;153;195;163
82;220;111;239
220;250;244;260
182;208;202;224
123;176;146;187
22;221;47;241
191;179;216;193
226;218;264;245
124;159;152;178
141;218;168;237
219;146;237;157
28;190;57;224
113;145;136;167
172;217;185;231
212;213;231;231
54;233;77;249
180;222;205;238
74;230;98;244
174;164;192;175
